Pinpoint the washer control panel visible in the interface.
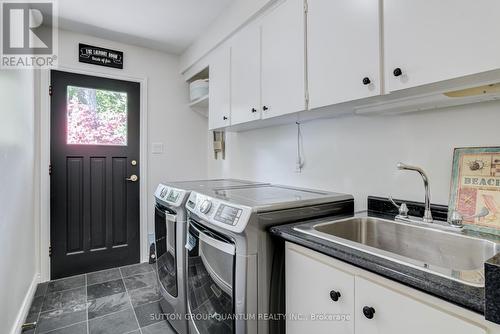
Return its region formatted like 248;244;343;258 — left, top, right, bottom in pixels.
154;183;187;208
186;191;252;233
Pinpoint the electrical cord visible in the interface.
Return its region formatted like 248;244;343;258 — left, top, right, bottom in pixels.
296;121;304;172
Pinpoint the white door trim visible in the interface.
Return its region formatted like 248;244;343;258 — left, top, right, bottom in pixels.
37;66;149;281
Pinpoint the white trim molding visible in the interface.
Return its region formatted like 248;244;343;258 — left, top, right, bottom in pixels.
9;274;40;334
37;66;149;281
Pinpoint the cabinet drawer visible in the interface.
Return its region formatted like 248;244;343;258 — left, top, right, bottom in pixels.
286;247;354;334
355;276;486;334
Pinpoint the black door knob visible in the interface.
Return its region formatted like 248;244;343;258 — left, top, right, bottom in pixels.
263;105;269;111
223;116;228;120
363;306;375;319
393;68;402;77
329;290;341;302
362;77;371;85
251;108;257;113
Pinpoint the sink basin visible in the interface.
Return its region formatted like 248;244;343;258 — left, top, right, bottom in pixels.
294;217;500;286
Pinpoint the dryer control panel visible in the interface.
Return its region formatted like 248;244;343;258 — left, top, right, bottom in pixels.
154;183;188;208
185;192;252;233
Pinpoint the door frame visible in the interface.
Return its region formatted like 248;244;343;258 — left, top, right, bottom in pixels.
37;66;149;281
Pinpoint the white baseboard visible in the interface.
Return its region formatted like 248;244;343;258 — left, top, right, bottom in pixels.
9;273;40;334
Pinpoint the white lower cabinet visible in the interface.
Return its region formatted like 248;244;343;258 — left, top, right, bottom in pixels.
286;242;491;334
286;244;354;334
355;276;485;334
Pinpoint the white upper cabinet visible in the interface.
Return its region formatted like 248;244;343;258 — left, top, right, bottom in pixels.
307;0;381;110
196;0;500;130
384;0;500;92
209;47;231;130
230;24;261;125
261;0;306;119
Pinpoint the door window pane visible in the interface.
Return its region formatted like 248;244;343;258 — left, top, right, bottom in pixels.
67;85;128;145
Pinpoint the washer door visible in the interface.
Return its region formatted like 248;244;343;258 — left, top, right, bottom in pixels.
155;204;178;297
187;220;235;334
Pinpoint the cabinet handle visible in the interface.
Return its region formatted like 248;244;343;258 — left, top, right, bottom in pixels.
263;105;269;111
362;77;371;85
251;108;257;113
329;290;341;302
363;306;376;319
393;68;403;77
223;116;228;120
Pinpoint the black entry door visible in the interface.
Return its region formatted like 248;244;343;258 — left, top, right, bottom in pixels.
50;70;140;279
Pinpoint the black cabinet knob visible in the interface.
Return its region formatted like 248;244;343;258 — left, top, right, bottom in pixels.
223;116;228;120
251;108;257;113
263;105;269;111
393;68;403;77
329;290;341;302
362;77;371;85
363;306;375;319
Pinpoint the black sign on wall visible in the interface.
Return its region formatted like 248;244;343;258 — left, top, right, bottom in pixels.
79;44;124;69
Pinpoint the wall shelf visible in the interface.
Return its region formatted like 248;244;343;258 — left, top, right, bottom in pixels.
188;94;209;117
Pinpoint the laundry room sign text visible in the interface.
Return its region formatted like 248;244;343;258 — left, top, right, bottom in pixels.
78;44;123;69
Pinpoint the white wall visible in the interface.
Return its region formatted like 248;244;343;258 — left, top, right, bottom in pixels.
0;70;37;334
208;101;500;211
39;30;209;273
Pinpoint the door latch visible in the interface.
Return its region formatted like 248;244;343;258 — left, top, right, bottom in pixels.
125;174;139;182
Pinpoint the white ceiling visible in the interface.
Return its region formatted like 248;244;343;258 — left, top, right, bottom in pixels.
57;0;234;55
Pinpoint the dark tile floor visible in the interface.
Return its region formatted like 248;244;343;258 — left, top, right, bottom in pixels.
23;263;177;334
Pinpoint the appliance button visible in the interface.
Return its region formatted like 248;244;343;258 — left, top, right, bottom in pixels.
200;200;212;214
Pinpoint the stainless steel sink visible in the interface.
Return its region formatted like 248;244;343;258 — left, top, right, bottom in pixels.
294;217;500;286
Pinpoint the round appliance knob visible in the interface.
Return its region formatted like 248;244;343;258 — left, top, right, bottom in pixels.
200;200;212;214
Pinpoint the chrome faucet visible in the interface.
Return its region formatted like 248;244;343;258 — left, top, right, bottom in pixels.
397;162;433;223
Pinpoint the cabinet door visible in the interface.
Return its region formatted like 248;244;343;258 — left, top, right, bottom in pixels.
355;276;485;334
307;0;380;110
261;0;305;119
230;24;261;125
209;47;231;130
286;247;354;334
384;0;500;92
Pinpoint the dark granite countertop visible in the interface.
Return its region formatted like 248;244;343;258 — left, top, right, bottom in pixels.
270;211;491;316
485;253;500;323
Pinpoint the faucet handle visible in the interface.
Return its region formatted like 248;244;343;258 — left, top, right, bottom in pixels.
449;207;489;228
389;196;409;218
449;211;464;228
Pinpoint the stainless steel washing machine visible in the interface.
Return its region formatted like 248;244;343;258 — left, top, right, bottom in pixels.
184;184;354;334
153;179;267;334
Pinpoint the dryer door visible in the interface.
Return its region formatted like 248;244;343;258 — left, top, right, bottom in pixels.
187;219;235;334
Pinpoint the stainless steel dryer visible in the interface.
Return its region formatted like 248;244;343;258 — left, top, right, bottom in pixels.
154;179;267;334
184;184;354;334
